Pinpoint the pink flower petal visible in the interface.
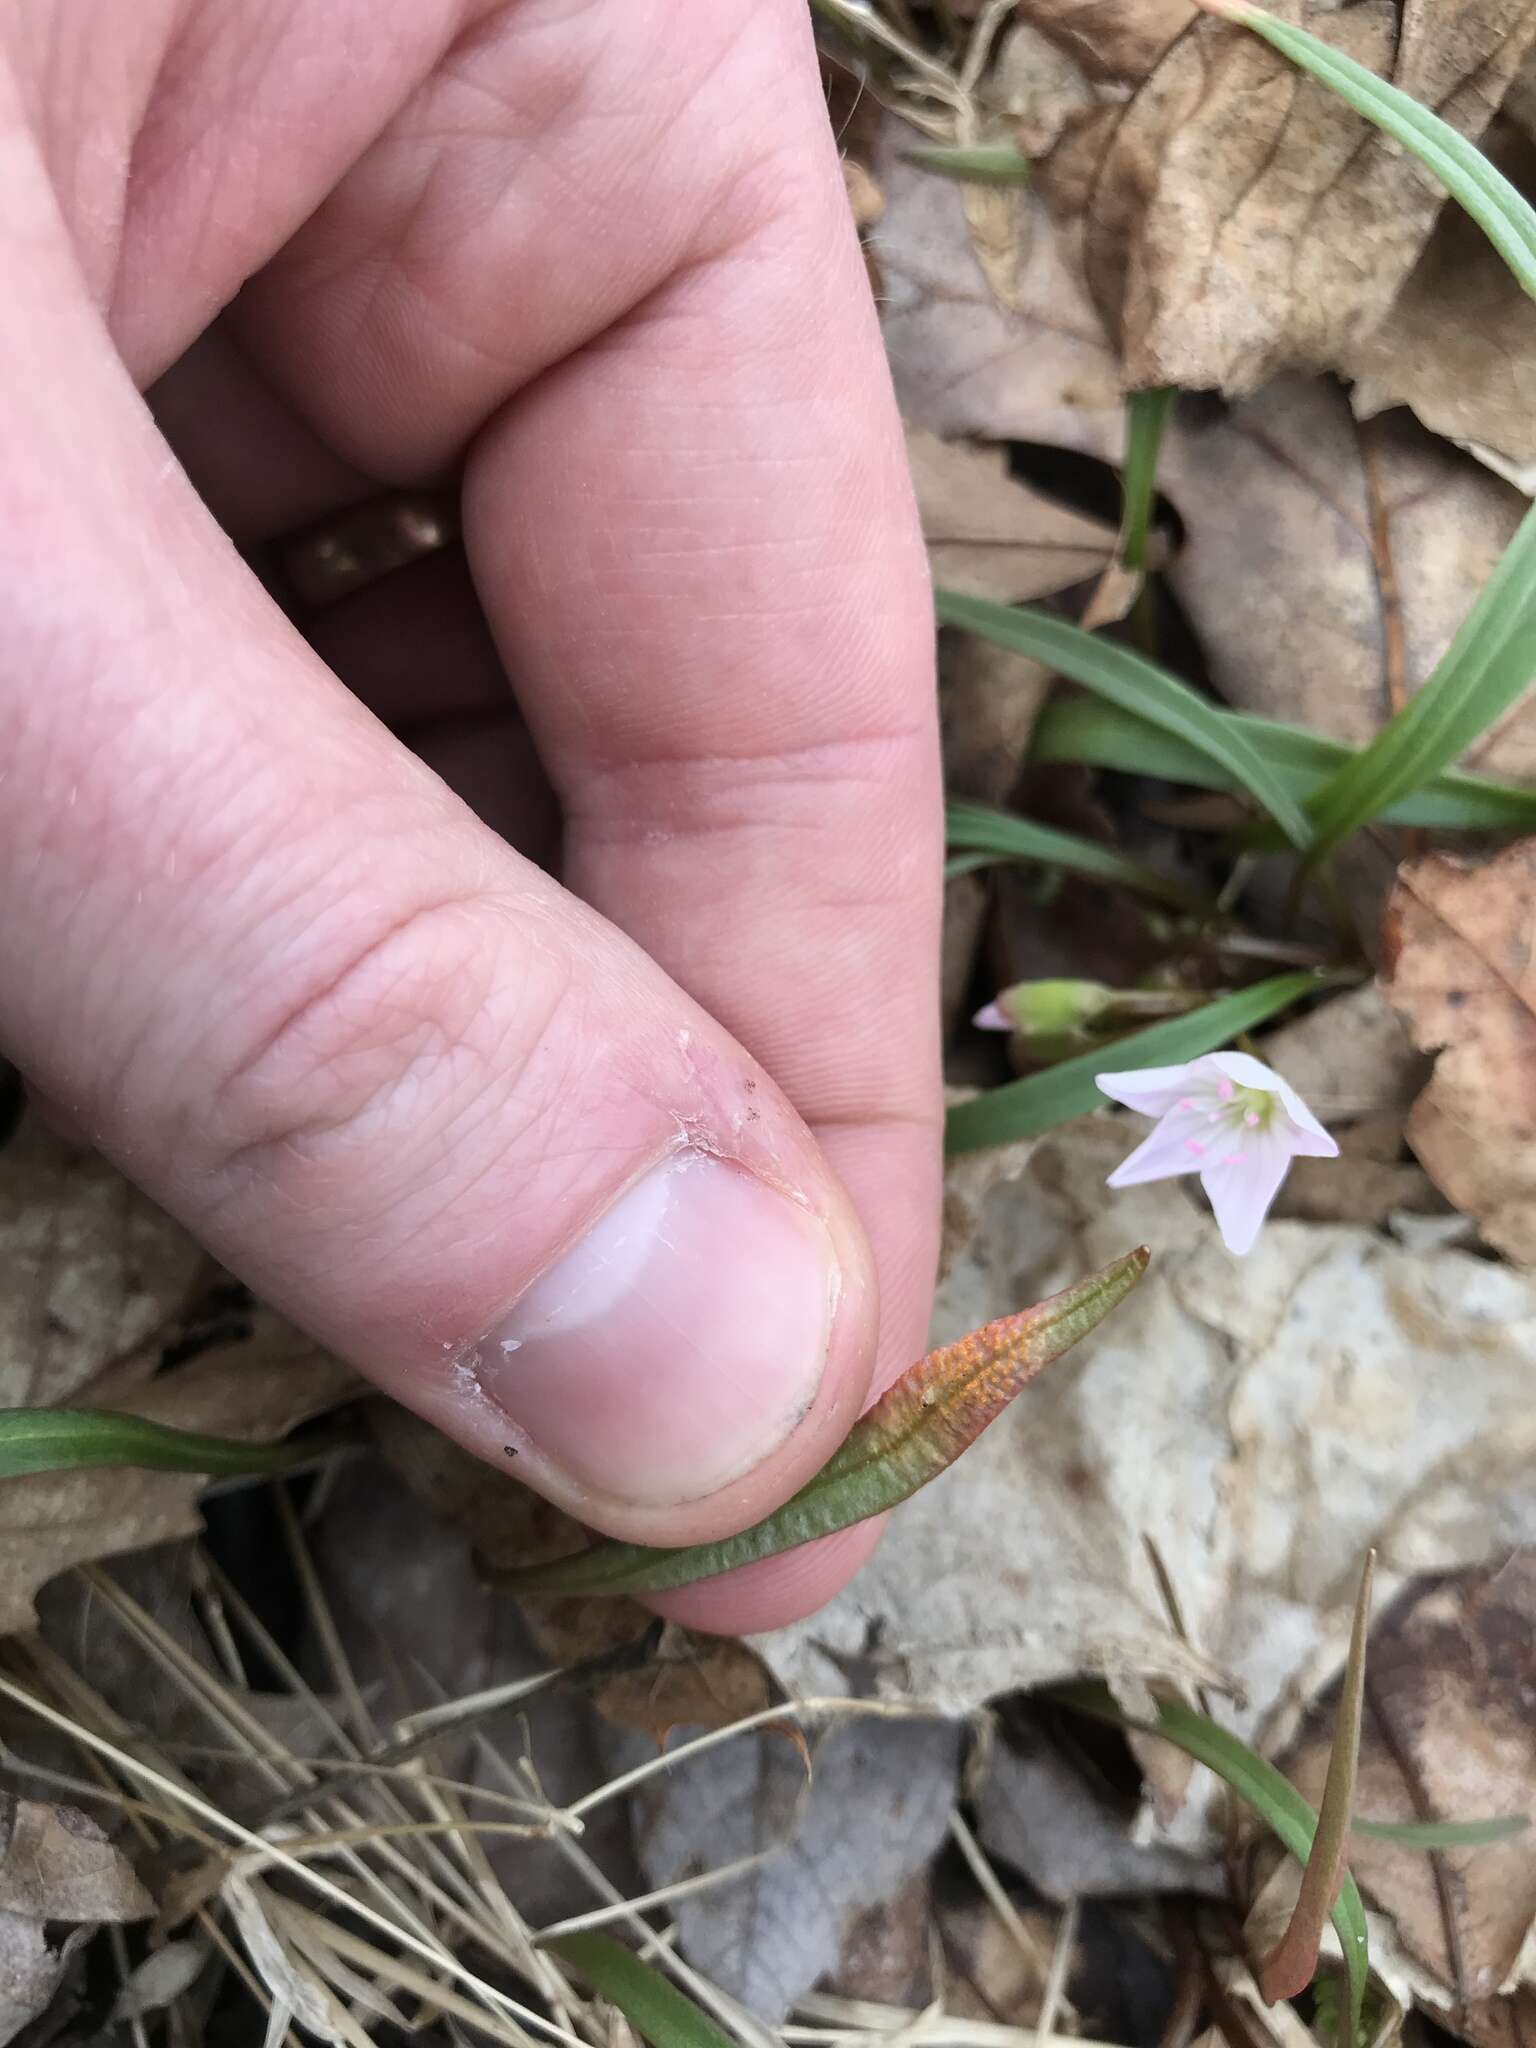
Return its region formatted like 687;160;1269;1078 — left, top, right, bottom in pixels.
1106;1106;1210;1189
1206;1050;1282;1093
1096;1061;1204;1117
1273;1075;1339;1155
1199;1128;1294;1255
973;1001;1012;1031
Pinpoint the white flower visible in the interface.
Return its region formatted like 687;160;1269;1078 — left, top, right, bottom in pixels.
1095;1051;1338;1256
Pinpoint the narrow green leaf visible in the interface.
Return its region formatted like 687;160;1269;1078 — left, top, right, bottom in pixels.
1210;3;1536;299
1120;388;1175;573
495;1249;1149;1597
946;799;1210;911
546;1934;736;2048
935;590;1314;847
945;849;1003;881
1031;695;1536;833
945;971;1327;1154
1260;1551;1374;2030
1302;501;1536;854
0;1408;308;1481
901;142;1033;185
1352;1814;1530;1848
1055;1682;1370;2041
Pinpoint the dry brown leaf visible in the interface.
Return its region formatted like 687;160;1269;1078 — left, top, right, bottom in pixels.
0;1118;205;1411
1284;1558;1536;2016
943;871;990;1038
882;138;1536;781
0;1795;151;2046
1346;117;1536;473
941;632;1054;807
1017;0;1196;83
0;1313;358;1637
1055;4;1536;396
908;427;1119;604
1150;386;1532;779
1383;842;1536;1264
0;1796;151;1924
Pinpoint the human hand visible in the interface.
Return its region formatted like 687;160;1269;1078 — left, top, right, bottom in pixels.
0;0;941;1629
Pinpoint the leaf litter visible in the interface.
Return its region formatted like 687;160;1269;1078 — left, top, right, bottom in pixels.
8;5;1536;2043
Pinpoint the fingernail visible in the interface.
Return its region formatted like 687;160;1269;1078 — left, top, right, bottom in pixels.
474;1152;840;1507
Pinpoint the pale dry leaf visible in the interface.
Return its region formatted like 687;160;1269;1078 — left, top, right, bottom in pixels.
908;427;1119;604
1058;3;1536;396
110;1939;208;2025
753;1117;1536;1843
621;1713;960;2023
877;145;1123;460
1345;117;1536;474
0;1917;92;2047
0;1312;358;1637
0;1795;152;2048
1383;841;1536;1264
0;1794;152;1923
0;1117;205;1411
985;20;1100;159
1284;1558;1536;2015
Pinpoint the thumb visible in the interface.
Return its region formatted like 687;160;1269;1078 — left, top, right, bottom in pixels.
0;242;876;1553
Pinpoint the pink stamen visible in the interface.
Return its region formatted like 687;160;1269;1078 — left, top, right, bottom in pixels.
1178;1097;1195;1110
1244;1110;1260;1127
1186;1138;1206;1156
1217;1078;1234;1100
1220;1153;1243;1166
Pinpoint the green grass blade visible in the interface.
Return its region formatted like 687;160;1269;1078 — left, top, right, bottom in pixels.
946;799;1210;910
945;849;1003;880
1352;1814;1530;1848
901;142;1033;184
546;1935;737;2048
0;1408;309;1480
1031;695;1536;833
1212;3;1536;298
1055;1682;1369;2040
495;1250;1148;1596
944;971;1326;1154
1302;500;1536;853
935;590;1315;847
1120;388;1175;572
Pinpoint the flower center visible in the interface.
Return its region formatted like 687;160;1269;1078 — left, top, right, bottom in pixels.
1178;1079;1277;1159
